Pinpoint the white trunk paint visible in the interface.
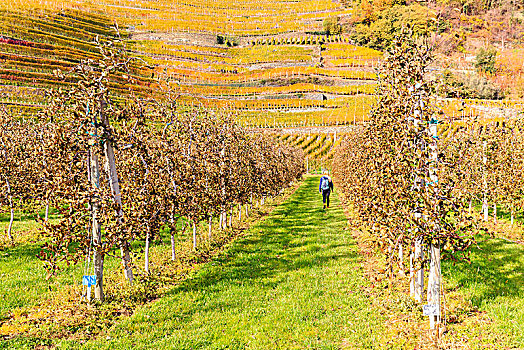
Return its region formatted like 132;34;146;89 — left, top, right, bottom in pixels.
45;201;49;222
170;230;176;261
192;220;197;250
398;243;404;276
8;207;14;241
238;204;242;221
414;239;424;303
145;230;150;273
5;178;14;242
208;216;212;239
427;244;441;330
306;157;309;174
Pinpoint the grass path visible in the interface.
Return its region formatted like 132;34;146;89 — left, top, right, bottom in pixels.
64;176;384;349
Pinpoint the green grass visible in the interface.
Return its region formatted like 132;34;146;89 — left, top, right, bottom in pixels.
54;176;385;349
0;240;123;322
0;209;68;320
443;234;524;347
3;178;522;349
0;211;191;322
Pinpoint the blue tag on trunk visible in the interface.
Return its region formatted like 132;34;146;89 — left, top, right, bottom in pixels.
82;275;97;287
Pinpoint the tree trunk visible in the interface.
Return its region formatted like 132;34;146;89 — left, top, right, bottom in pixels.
92;216;103;302
89;151;104;302
409;252;414;297
238;204;242;221
120;243;133;282
413;239;424;303
229;206;233;227
493;203;497;224
8;206;14;242
306;157;309;174
427;244;441;330
170;214;177;261
145;229;150;273
5;178;14;242
387;244;393;279
192;220;197;250
45;200;49;222
398;242;404;276
511;210;514;226
208;216;212;240
170;229;176;261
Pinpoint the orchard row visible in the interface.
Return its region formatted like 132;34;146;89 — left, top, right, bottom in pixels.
0;37;305;302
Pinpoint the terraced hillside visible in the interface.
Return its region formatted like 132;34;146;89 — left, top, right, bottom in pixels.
1;1;523;125
0;0;380;125
0;8;160;116
276;131;344;171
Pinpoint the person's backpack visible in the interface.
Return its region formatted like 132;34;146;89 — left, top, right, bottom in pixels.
321;176;330;190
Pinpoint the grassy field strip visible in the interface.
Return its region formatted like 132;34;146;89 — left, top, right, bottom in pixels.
441;234;524;347
60;176;385;349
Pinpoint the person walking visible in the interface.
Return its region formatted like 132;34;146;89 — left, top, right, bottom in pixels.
319;171;334;209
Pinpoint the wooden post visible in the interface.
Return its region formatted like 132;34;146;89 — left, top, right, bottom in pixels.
483;141;489;221
100;98;134;284
427;118;441;330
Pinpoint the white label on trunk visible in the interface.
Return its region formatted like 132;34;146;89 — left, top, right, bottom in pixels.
423;304;439;316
